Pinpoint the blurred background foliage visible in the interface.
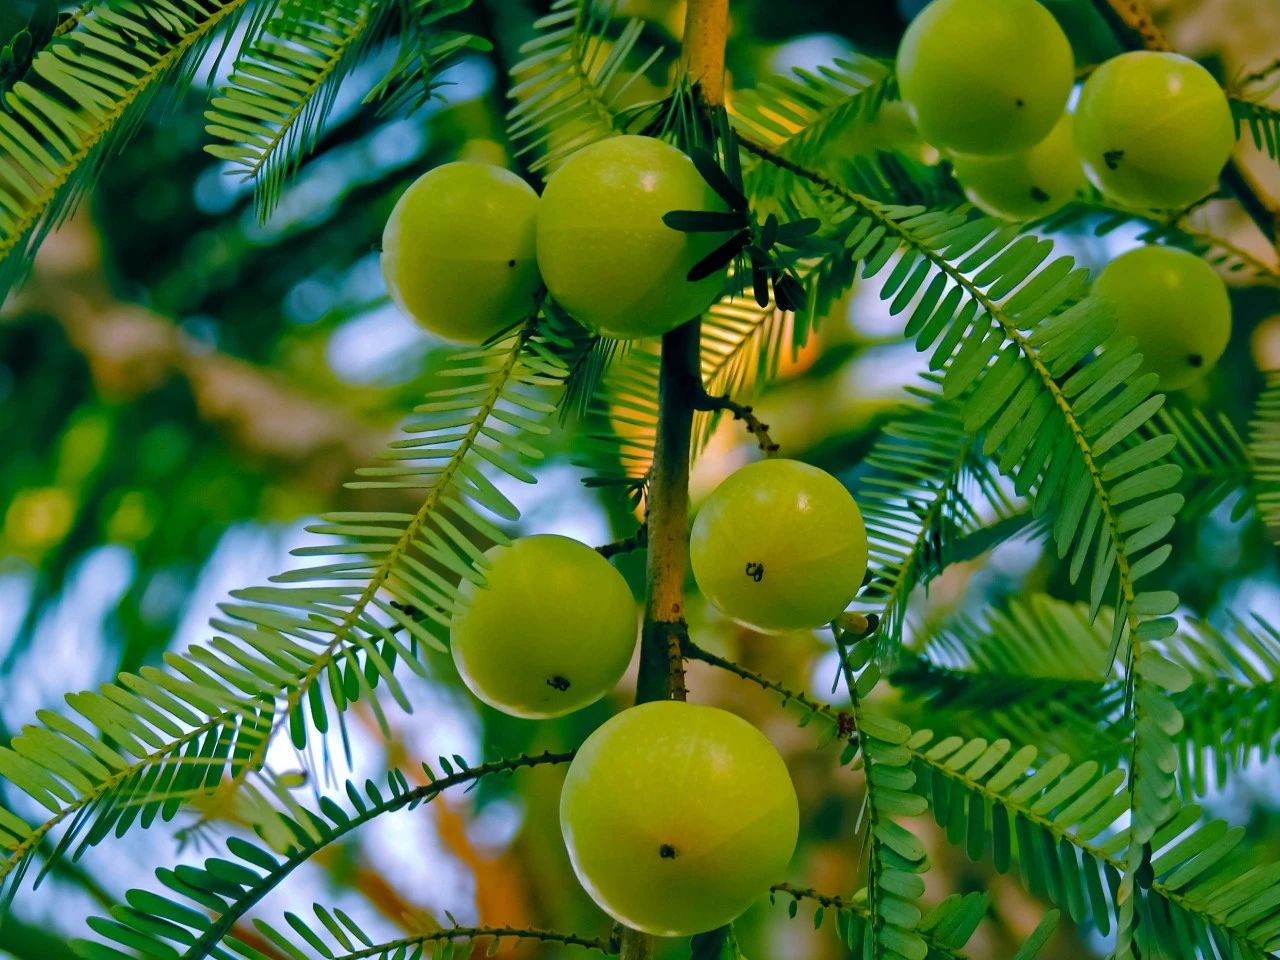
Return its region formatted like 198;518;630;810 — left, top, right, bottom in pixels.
0;0;1277;958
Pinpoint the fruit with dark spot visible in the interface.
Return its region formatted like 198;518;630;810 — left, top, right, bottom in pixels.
950;113;1084;221
1095;245;1232;390
536;135;732;339
450;535;636;718
559;701;799;936
690;459;867;633
382;162;540;343
896;0;1073;156
1074;51;1234;209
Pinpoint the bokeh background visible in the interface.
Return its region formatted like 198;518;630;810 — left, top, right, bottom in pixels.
1;0;1278;957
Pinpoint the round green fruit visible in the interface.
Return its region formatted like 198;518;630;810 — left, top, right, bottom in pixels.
951;113;1084;220
559;700;799;936
690;459;868;634
450;535;637;718
381;162;540;343
896;0;1073;156
1095;245;1231;391
536;135;731;339
1074;51;1234;209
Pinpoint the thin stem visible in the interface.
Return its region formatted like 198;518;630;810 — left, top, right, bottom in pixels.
636;318;698;705
1238;57;1280;90
693;392;780;455
596;524;648;559
769;884;970;960
682;639;857;738
1097;0;1168;49
832;628;884;956
336;925;617;959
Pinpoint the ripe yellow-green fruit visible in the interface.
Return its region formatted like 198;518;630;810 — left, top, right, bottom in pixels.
1095;245;1232;390
381;162;540;343
896;0;1074;156
559;701;799;936
690;459;868;634
950;113;1084;220
1074;51;1234;209
450;535;637;718
536;135;731;339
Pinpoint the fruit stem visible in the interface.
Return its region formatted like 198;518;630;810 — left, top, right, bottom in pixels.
680;0;729;107
618;928;651;960
635;319;698;705
692;391;780;455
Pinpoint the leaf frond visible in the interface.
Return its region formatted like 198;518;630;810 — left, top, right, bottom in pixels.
0;309;575;903
855;381;1025;653
1249;371;1280;542
0;0;261;298
833;630;931;960
1232;95;1280;163
206;0;483;221
506;0;665;174
70;752;573;960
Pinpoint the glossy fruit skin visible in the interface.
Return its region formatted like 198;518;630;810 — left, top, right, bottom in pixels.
951;113;1084;221
536;135;731;339
559;701;799;937
1074;51;1234;209
896;0;1073;156
450;535;636;718
1095;245;1231;390
690;459;868;634
381;162;540;343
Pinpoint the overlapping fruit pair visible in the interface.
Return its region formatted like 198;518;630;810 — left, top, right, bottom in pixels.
381;134;729;344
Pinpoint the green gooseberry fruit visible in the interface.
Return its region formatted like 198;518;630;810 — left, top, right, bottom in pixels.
559;700;799;936
450;534;637;718
690;458;868;634
950;113;1085;221
896;0;1074;156
381;162;540;343
1095;245;1232;391
536;135;732;339
1074;51;1235;210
